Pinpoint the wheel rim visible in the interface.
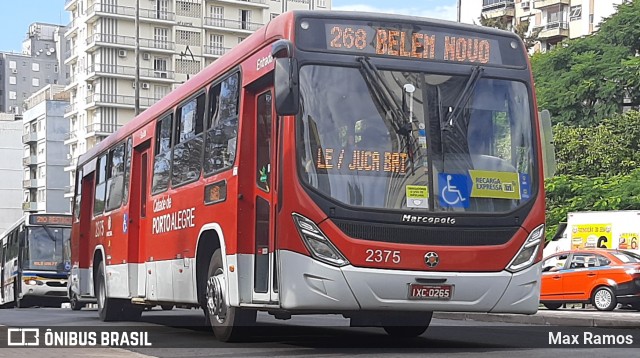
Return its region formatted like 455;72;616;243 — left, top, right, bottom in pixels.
594;289;612;309
206;268;227;324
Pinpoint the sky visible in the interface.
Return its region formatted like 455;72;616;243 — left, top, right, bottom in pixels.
0;0;480;53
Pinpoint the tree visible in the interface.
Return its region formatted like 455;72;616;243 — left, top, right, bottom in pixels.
478;15;539;50
552;111;640;177
531;0;640;126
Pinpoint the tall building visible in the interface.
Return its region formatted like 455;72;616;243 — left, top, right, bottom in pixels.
62;0;331;201
22;85;71;214
0;23;69;115
0;113;24;234
465;0;624;51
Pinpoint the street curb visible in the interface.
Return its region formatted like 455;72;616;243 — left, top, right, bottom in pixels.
432;312;640;327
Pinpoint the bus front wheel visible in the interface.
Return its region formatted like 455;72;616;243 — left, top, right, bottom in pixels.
96;261;123;321
382;312;432;338
205;249;256;342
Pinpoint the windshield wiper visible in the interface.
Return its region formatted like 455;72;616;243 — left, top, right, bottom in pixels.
442;65;484;133
357;57;416;174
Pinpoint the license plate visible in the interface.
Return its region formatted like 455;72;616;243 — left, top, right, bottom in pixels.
408;284;453;300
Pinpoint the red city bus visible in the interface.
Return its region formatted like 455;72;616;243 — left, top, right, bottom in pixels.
70;11;554;341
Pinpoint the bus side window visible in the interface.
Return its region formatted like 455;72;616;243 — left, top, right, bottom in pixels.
122;138;132;204
204;72;240;175
173;93;205;186
105;142;126;211
152;113;174;194
73;168;83;221
94;154;108;216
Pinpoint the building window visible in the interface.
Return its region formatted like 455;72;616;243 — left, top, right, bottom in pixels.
239;9;252;30
9;76;16;85
209;6;224;27
9;91;16;100
32;63;40;72
317;0;326;7
9;60;16;69
32;78;40;87
570;5;582;21
154;27;169;49
37;188;45;203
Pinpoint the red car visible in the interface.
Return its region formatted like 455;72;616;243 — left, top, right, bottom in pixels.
540;249;640;311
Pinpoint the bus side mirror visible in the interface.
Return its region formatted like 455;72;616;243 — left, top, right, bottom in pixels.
272;40;299;116
539;109;556;179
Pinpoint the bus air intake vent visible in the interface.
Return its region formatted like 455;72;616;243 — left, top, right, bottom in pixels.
331;219;518;246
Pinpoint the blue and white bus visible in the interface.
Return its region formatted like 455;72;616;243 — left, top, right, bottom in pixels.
0;213;72;308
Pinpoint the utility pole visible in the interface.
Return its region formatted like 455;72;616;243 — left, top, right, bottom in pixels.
134;0;140;115
457;0;462;22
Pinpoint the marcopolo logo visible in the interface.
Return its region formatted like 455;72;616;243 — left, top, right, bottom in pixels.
402;214;456;225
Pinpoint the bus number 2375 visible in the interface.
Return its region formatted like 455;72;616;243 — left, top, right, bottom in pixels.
365;249;401;264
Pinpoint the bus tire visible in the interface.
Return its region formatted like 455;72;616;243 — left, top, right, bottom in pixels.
96;261;123;321
205;249;256;342
69;291;83;311
122;303;143;321
382;312;432;338
14;282;28;309
161;305;174;311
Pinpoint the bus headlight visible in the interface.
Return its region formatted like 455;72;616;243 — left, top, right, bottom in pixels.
25;279;43;286
506;224;544;273
292;213;349;267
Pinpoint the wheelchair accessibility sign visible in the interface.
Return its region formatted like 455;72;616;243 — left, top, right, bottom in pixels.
438;173;470;208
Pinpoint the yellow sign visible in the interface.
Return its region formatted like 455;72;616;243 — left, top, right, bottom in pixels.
618;233;639;250
571;224;612;249
406;185;429;208
469;170;520;200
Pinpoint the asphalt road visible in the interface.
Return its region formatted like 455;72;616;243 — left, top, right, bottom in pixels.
0;307;639;357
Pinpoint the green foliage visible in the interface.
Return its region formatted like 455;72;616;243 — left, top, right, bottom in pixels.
552;110;640;177
531;37;631;126
545;170;640;241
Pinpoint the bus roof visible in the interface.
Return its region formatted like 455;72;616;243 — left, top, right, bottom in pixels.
78;10;522;167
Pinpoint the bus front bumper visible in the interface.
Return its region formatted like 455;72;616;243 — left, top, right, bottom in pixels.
278;250;541;314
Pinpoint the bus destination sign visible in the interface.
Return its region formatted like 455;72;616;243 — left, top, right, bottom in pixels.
29;214;73;226
296;18;525;68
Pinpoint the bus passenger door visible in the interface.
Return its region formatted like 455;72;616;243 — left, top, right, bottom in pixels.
252;89;279;303
128;141;151;298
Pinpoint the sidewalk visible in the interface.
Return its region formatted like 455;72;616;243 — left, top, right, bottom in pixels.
433;307;640;327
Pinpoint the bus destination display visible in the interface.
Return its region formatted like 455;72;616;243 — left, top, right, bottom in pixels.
29;214;73;226
296;18;526;67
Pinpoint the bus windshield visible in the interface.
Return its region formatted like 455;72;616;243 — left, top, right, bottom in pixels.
296;64;535;213
25;227;71;272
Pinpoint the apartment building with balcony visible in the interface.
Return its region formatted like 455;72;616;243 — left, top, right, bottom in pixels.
22;85;71;214
0;23;69;115
0;113;24;234
468;0;625;52
62;0;331;203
